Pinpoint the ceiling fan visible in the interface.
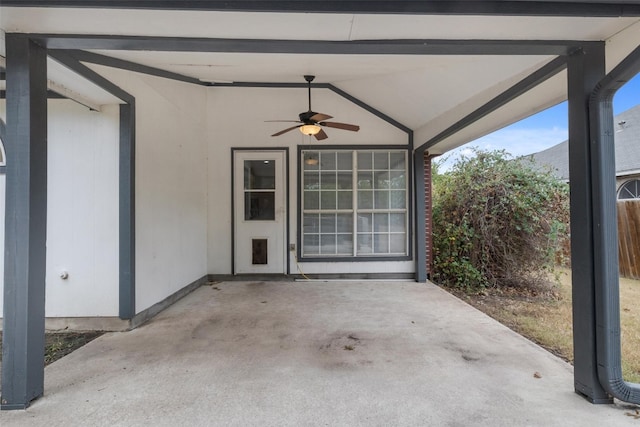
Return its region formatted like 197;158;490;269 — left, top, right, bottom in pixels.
268;75;360;140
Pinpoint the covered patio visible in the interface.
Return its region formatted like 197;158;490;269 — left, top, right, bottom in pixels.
1;280;638;426
2;1;640;410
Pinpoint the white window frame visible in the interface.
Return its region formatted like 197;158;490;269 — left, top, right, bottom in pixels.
300;148;409;259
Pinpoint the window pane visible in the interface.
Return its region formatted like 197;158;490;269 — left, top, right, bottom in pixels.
320;152;336;170
304;191;319;210
374;152;388;169
358;151;373;169
304;172;320;190
390;190;406;209
374;213;389;232
303;152;320;170
320;191;336;209
390;152;405;170
304;234;319;255
320;235;336;254
337;152;353;170
374;190;389;209
337;191;353;209
321;172;337;189
358;190;373;209
337;234;353;254
320;214;336;233
357;213;372;232
374;171;390;189
337;214;353;233
244;192;275;220
390;234;406;253
304;214;320;233
357;234;373;254
390;213;406;232
357;171;373;189
374;234;389;253
389;171;405;189
337;172;353;189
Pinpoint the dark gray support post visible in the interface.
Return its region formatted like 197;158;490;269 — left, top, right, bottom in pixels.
1;34;48;410
414;149;427;282
567;43;611;404
119;104;136;319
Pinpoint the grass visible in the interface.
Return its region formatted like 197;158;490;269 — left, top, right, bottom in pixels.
451;268;640;383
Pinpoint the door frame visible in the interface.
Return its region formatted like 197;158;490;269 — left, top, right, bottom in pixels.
231;147;290;275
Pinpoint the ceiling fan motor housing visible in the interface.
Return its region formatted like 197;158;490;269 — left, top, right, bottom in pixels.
299;111;319;123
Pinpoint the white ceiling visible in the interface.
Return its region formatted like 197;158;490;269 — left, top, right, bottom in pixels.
1;7;640;153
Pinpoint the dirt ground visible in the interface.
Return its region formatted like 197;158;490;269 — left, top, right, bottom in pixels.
0;331;103;366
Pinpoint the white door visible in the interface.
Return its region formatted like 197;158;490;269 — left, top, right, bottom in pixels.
233;150;287;274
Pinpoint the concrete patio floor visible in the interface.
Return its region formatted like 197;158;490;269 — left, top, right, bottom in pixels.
1;280;638;426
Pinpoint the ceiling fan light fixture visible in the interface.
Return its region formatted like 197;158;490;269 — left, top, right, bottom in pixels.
300;124;321;136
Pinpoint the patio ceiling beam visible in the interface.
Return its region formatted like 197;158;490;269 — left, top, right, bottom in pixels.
3;1;640;17
31;35;592;56
65;50;208;87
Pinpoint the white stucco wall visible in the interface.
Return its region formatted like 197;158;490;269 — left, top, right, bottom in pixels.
45;101;120;316
0;100;120;317
1;77;414;321
206;86;413;275
89;65;209;314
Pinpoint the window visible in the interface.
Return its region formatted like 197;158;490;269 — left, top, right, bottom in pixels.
618;179;640;200
301;149;408;258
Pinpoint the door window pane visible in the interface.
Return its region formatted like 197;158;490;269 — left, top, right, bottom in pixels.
245;192;275;220
244;160;275;189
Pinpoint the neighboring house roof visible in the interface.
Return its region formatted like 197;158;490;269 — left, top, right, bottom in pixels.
529;104;640;181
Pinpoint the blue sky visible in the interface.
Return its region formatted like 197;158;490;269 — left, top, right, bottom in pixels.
438;72;640;170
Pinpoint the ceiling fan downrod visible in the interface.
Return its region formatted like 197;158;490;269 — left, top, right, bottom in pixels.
304;75;315;112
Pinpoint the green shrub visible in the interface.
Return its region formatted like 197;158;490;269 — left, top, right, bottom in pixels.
432;149;569;291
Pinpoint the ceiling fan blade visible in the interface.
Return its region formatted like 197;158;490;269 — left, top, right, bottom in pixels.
310;112;333;122
314;129;328;141
271;124;302;137
265;120;302;123
319;121;360;132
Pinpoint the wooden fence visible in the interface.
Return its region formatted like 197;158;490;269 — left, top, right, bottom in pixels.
618;200;640;280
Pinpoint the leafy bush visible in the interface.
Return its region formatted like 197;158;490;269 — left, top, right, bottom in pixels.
432;149;569;291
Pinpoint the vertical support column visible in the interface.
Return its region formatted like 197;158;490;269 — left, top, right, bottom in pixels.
1;35;48;410
414;150;427;282
567;43;611;403
119;103;136;319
